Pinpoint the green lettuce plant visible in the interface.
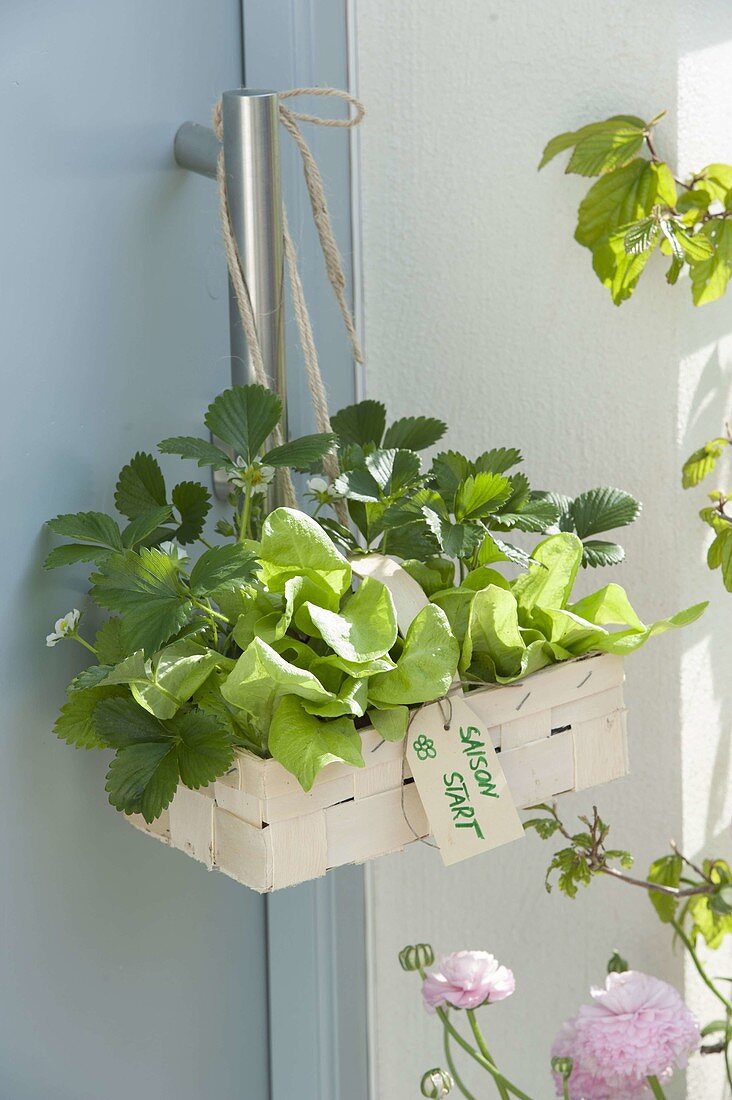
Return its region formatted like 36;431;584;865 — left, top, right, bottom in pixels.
44;384;458;820
310;398;642;570
428;531;704;686
682;427;732;590
44;384;704;825
540;110;732;306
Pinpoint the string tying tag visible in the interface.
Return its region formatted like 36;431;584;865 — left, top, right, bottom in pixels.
398;696;455;850
373;689;458;850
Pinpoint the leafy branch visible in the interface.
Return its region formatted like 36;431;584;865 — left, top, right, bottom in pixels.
526;802;732;1074
525;802;718;901
541;111;732;306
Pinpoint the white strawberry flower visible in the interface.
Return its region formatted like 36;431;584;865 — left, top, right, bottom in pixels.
251;465;276;495
228;458;275;493
46;608;81;647
227;455;249;490
307;475;345;501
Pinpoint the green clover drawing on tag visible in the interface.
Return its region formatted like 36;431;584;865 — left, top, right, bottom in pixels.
414;734;437;761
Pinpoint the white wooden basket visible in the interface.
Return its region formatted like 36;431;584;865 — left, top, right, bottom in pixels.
125;651;627;892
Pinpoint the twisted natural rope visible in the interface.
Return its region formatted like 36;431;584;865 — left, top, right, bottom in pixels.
212;100;296;507
279;90;364;368
212;89;365;521
281;208;349;524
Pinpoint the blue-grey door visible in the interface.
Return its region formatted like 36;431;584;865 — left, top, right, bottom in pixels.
1;2;366;1098
1;4;268;1098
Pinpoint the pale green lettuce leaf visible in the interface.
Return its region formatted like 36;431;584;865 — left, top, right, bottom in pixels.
259;507;351;600
501;638;555;682
565;584;707;655
269;696;364;791
461;585;525;680
367;706;410;742
430;587;476;650
572;601;708;655
460;566;511;592
221;637;335;729
568;583;646;631
302;676;368;719
309;653;396;680
429;569;509;650
530;607;609;653
299;576;397;662
369;605;458;706
400;557;455;597
230;588;284;650
269;636;320;670
303;657;369;716
244;612;280;646
280;574;341;637
511;532;584;612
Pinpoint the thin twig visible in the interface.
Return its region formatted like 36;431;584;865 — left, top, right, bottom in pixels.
670;840;711;883
599;866;715;899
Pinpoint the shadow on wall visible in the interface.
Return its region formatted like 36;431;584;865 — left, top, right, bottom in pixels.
678;297;732;858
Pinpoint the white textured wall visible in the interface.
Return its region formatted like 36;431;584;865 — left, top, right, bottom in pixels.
355;3;732;1097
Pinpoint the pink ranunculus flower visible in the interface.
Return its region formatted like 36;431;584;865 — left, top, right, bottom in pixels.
552;971;699;1097
422;951;515;1012
552;1019;650;1099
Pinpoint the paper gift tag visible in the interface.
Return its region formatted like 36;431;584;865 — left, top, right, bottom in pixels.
406;695;524;865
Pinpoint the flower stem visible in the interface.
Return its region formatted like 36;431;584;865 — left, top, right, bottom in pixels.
71;632;97;657
239;483;253;543
466;1010;509;1100
443;1029;477;1100
562;1080;570;1100
646;1075;667;1098
435;1008;534;1100
671;920;732;1014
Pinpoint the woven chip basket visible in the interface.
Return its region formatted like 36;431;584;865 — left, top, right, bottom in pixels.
125;650;627;892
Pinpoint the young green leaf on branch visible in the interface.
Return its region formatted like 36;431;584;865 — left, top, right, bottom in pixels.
541;111;732;306
682;426;732;591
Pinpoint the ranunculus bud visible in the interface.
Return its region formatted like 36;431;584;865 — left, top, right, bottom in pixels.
551;1055;573;1080
606;949;629;974
399;943;435;971
420;1068;453;1097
